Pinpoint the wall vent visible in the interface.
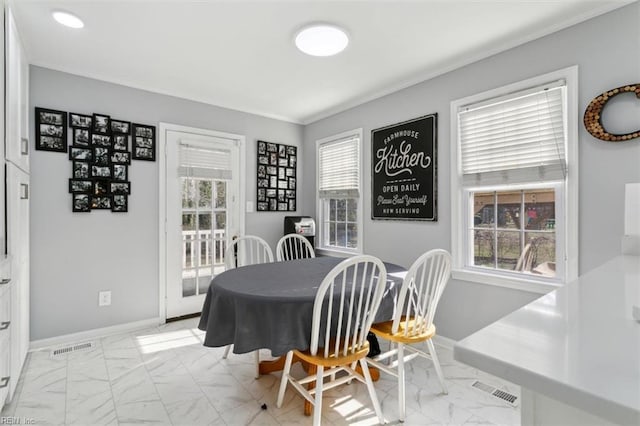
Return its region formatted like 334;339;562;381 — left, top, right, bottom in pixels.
471;380;518;406
50;342;95;358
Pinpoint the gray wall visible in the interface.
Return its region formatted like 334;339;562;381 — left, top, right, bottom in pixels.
302;3;640;340
29;67;303;340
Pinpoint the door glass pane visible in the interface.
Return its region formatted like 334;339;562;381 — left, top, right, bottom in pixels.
199;213;212;232
182;179;196;208
215;181;226;208
198;180;212;208
497;191;521;230
524;189;555;230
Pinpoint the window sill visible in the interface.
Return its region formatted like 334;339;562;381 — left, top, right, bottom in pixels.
452;268;562;294
316;247;361;258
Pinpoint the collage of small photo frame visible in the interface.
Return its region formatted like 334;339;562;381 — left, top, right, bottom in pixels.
256;140;296;211
67;112;135;212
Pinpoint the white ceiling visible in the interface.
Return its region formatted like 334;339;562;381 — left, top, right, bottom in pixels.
13;0;632;124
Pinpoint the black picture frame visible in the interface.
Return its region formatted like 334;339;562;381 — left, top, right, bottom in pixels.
91;164;112;179
69;146;93;161
93;113;111;134
91;133;112;147
35;107;67;152
111;194;128;212
69;179;93;194
93;147;110;166
110;151;131;164
110;181;131;195
371;113;438;221
132;123;156;161
91;196;112;210
110;119;131;134
113;164;128;181
112;134;129;151
72;194;91;212
69;113;92;129
73;128;91;146
256;140;297;211
93;179;110;196
73;161;90;179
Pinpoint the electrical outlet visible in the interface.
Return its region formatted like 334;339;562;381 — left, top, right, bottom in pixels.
98;291;111;306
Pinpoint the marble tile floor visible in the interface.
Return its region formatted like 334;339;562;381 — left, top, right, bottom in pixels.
1;317;520;425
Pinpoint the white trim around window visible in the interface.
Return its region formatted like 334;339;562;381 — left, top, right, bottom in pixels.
316;128;364;256
450;66;579;294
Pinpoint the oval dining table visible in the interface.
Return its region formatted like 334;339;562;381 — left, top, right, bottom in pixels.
198;256;407;414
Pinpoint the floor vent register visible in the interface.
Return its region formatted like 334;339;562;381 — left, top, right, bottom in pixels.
471;380;518;406
50;342;95;358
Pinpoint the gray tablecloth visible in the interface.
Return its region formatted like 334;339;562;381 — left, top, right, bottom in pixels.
198;256;406;357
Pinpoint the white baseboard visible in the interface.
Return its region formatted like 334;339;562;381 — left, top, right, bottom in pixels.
433;334;457;351
29;317;163;351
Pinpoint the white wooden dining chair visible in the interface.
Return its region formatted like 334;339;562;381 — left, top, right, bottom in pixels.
367;249;451;422
275;233;315;261
276;255;387;426
222;235;274;377
224;235;274;270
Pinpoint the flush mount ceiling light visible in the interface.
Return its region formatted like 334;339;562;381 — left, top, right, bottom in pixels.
52;10;84;29
295;24;349;57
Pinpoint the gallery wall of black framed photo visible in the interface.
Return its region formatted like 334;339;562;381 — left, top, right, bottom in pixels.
35;106;155;213
256;140;297;211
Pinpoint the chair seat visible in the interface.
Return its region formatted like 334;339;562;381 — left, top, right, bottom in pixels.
371;318;436;344
294;341;370;367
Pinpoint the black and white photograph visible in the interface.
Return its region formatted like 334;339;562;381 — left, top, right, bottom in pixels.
112;195;128;212
111;151;131;164
113;134;128;151
72;194;90;212
255;140;297;211
278;202;288;211
111;120;130;134
110;182;130;195
92;134;111;147
94;147;110;166
73;128;90;146
69;113;92;128
113;164;127;181
69;146;92;161
135;137;153;148
134;125;153;138
92;165;111;178
93;113;111;134
91;196;112;209
257;202;268;211
36;107;68;152
289;177;296;189
134;147;154;161
69;179;92;193
39;136;65;151
93;180;109;196
73;161;90;179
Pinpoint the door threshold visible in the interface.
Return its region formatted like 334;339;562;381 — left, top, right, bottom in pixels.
166;312;201;323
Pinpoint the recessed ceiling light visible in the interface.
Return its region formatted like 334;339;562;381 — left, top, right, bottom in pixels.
52;11;84;29
295;24;349;57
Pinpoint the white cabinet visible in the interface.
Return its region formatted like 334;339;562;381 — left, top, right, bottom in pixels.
6;164;28;400
5;5;29;173
0;271;11;408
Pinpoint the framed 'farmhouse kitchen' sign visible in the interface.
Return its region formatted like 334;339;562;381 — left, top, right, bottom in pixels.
371;114;437;221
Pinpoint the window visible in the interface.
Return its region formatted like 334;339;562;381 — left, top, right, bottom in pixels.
451;67;578;292
316;129;363;254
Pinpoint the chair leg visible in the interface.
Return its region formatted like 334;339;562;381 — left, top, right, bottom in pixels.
312;365;324;426
276;351;294;408
254;350;260;379
397;343;406;422
359;358;384;424
222;344;231;359
427;339;448;394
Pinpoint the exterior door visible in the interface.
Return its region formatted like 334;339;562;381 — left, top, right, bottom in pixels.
164;126;243;319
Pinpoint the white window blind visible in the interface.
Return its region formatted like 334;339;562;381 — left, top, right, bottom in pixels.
179;140;232;180
318;136;359;198
459;81;566;185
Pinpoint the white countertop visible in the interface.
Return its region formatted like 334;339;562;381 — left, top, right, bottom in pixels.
454;255;640;425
